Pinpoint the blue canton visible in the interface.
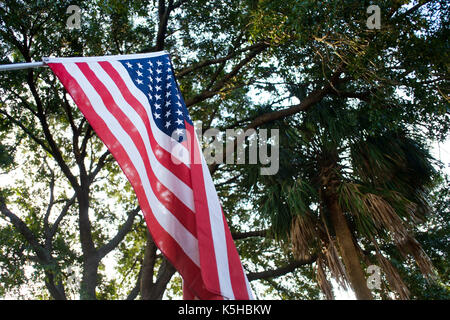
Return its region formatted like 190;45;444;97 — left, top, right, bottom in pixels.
119;54;192;142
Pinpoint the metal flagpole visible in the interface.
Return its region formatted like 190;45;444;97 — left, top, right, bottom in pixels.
0;61;47;72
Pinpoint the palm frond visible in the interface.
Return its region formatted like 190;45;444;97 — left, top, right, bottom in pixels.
396;235;436;280
372;239;410;299
323;239;350;290
290;214;316;261
316;257;334;300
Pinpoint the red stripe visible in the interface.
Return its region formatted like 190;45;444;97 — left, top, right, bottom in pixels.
222;210;250;299
75;62;197;237
187;120;250;299
185;122;222;297
182;281;223;300
98;61;192;187
48;62;218;299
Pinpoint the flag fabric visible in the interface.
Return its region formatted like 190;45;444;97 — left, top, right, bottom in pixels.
46;51;253;300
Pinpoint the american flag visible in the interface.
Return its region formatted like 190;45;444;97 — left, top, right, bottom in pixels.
46;51;253;300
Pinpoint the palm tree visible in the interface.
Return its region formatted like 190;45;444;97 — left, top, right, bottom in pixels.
242;98;438;299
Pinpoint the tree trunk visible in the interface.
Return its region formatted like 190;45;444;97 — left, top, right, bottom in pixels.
326;192;373;300
80;257;99;300
140;233;176;299
44;271;67;300
77;189;99;300
140;234;157;299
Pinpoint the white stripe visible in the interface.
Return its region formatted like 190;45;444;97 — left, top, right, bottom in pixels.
45;51;168;64
64;63;200;267
87;62;195;212
245;276;254;300
195;133;235;299
109;60;191;166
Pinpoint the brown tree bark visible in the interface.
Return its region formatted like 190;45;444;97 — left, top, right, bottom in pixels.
140;233;176;300
325;191;373;300
318;147;373;300
77;188;99;300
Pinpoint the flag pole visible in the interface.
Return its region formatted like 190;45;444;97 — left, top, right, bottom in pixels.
0;61;47;72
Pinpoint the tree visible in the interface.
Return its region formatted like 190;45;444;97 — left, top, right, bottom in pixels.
394;179;450;299
229;0;449;299
238;96;442;299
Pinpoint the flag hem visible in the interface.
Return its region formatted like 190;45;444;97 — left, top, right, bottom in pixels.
43;51;168;64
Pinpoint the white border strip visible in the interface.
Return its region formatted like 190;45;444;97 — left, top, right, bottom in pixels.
44;51;169;64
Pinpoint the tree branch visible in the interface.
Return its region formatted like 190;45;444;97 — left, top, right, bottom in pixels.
46;194;76;250
126;268;142;300
26;70;79;190
98;206;140;259
247;257;316;281
88;149;112;184
0;108;52;155
232;229;268;240
151;257;176;299
43;170;56;241
184;43;268;107
176;42;267;78
0;195;67;299
155;0;176;51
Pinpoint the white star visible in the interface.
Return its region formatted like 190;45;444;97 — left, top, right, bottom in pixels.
147;93;153;100
165;110;171;117
147;61;153;67
148;84;153;91
156;60;163;66
155;94;161;100
137;63;143;69
166;91;171;98
148;68;153;74
156;68;162;74
154;112;161;119
175;118;183;125
166;74;172;80
165;101;171;107
176;101;182;107
156;77;162;83
166;83;172;89
136;70;143;77
176;109;183;116
126;62;133;68
175;128;184;136
165;121;171;128
155;85;162;91
136;79;143;84
155;103;161;109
